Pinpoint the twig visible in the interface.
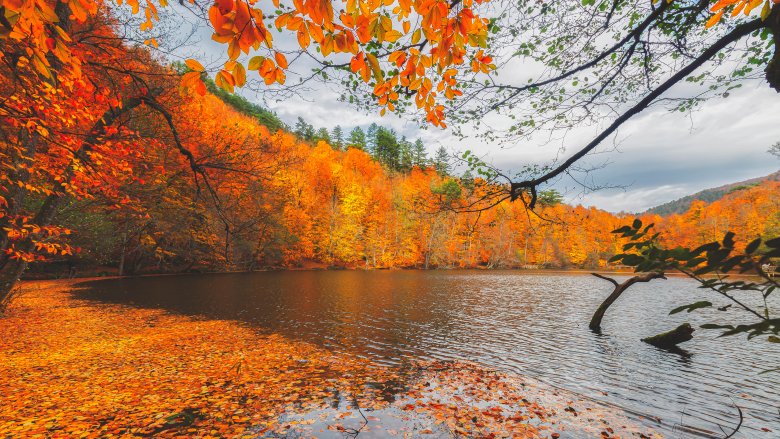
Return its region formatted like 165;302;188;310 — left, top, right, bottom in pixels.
722;400;743;439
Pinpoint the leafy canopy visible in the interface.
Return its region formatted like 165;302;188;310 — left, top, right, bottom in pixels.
5;0;768;130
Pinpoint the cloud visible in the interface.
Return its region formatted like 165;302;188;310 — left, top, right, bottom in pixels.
157;10;780;213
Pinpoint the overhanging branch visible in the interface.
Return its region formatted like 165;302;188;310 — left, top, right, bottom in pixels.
510;16;766;209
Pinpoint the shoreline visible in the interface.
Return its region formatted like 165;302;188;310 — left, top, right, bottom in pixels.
1;280;661;438
21;266;757;284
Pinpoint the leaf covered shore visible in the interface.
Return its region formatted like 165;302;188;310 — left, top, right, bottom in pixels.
0;280;657;438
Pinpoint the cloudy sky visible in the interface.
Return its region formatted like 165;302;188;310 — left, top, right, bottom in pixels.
153;4;780;214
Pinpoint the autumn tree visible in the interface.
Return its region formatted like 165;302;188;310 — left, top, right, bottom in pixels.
0;5;212;303
3;0;780;303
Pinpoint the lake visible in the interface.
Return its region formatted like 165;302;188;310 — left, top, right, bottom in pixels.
73;271;779;438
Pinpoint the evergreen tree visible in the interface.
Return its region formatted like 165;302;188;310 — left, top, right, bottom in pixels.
314;127;331;144
366;123;379;155
375;127;400;170
770;141;780;160
461;169;475;190
294;117;315;142
412;139;427;168
331;126;345;150
433;146;451;176
399;136;413;171
537;189;564;207
347;126;367;150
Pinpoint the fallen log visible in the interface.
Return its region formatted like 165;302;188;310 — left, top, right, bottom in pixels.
641;323;695;348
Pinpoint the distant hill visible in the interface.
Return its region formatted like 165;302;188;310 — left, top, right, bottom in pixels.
643;170;780;216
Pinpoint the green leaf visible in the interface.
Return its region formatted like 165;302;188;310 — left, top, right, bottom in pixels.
745;238;761;254
669;301;712;315
701;323;734;330
765;237;780;248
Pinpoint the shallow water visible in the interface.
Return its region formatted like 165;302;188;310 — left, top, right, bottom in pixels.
74;271;780;437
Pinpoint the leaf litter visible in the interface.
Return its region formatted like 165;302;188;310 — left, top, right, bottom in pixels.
0;280;660;438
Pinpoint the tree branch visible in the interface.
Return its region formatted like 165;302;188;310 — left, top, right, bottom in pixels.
511;17;766;208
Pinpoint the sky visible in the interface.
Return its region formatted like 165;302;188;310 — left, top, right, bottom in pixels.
150;4;780;214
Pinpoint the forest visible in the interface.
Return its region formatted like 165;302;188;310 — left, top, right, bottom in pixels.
22;84;780;276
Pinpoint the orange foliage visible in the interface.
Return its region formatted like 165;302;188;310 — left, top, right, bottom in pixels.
1;6;777;276
706;0;780;27
0;280;660;437
1;0;494;128
648;181;780;253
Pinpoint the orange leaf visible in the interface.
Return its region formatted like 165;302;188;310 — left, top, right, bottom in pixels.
275;52;288;69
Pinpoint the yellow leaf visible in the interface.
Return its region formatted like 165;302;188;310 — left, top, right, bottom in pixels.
411;29;421;45
216;70;235;92
366;52;382;82
185;59;205;72
384;30;402;43
233;63;246;87
761;0;771;20
248;56;265;70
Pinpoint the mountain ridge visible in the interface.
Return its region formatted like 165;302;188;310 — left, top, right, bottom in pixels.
643;170;780;216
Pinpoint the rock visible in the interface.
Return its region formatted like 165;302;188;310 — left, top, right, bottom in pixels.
641;323;694;348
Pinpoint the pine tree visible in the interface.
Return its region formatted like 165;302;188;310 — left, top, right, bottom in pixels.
412;139;427;168
461;169;475;190
315;127;331;144
331;126;345;150
399;136;413;171
433;146;450;176
375;127;400;170
347;126;367;150
294;117;315;142
366;123;379;155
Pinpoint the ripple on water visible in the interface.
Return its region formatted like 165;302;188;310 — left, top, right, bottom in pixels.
74;271;780;438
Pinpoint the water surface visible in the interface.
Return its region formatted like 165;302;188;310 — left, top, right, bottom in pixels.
74;271;780;437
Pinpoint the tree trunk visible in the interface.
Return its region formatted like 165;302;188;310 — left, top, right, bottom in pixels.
589;272;666;332
642;323;694;348
0;189;65;301
765;5;780;91
0;130;40;265
118;224;128;276
0;95;151;305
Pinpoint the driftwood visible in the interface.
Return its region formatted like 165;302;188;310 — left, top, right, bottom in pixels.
641;323;695;348
589;272;666;331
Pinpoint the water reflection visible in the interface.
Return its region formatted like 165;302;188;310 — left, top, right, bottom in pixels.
74;271;780;438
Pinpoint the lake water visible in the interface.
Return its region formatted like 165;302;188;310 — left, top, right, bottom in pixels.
74;271;779;437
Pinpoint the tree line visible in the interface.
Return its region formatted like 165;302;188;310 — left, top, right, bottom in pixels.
20;80;779;276
291;119;451;174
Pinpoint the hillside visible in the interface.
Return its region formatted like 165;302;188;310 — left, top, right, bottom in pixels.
643;170;780;216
